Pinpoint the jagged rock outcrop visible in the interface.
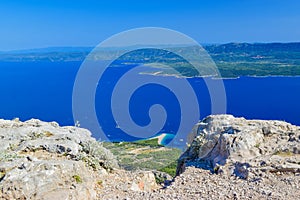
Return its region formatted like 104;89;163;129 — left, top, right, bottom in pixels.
96;115;300;199
1;115;299;199
0;118;158;200
177;115;300;179
0;118;119;199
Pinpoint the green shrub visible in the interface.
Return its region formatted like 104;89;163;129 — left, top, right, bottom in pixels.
72;175;82;183
158;161;178;177
80;141;118;171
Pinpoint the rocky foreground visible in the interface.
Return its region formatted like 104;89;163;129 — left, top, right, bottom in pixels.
0;115;299;199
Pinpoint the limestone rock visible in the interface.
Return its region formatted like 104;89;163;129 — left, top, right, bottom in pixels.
1;115;299;199
177;115;300;178
130;171;158;192
0;118;118;200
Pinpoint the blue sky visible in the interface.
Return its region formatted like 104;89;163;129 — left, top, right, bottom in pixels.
0;0;299;50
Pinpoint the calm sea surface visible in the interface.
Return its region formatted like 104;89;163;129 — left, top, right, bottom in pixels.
0;61;299;142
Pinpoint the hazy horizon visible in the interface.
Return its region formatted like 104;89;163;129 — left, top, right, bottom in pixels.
1;41;300;52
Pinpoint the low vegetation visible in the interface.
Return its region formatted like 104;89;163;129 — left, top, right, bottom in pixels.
72;175;82;183
78;141;118;171
102;139;182;176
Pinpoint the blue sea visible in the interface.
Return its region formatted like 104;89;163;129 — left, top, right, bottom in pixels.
1;61;300;144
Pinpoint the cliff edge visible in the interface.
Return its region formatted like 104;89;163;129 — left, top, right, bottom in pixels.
0;115;299;199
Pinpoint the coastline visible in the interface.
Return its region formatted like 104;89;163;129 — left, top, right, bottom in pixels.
139;70;300;80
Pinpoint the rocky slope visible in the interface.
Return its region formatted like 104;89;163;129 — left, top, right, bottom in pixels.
0;118;116;199
0;118;157;199
0;115;299;199
177;115;300;178
122;115;300;200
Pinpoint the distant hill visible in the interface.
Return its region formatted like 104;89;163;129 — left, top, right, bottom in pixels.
0;42;300;77
0;47;93;54
205;42;300;53
205;42;300;77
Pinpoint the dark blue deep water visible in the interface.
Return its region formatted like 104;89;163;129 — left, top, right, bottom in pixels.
0;61;300;142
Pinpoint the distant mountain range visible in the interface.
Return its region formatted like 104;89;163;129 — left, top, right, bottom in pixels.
0;42;299;77
205;42;300;53
0;47;94;54
1;42;299;58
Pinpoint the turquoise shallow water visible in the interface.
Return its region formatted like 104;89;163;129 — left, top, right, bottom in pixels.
159;134;176;145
